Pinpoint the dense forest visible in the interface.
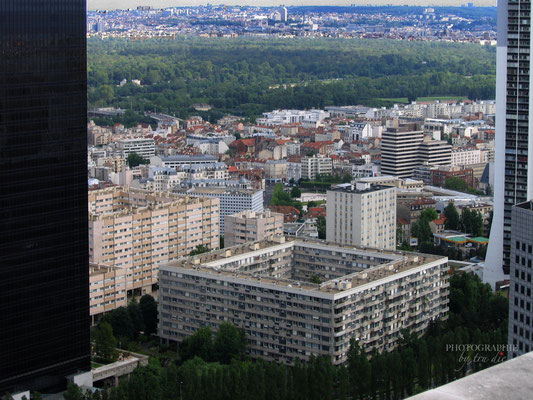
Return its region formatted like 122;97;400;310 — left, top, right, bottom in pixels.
63;273;507;400
87;37;496;124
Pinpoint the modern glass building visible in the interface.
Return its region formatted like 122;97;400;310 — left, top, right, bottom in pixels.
0;1;90;393
485;0;533;287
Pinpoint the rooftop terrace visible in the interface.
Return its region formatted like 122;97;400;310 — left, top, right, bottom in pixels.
165;237;446;295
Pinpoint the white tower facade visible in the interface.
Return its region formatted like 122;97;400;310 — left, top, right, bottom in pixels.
485;0;533;288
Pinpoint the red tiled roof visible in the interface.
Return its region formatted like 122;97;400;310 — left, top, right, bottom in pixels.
432;217;447;225
397;217;409;225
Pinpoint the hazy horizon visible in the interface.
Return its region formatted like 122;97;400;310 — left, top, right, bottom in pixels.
87;1;497;11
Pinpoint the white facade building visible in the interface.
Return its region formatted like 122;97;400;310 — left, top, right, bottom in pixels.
117;138;155;159
301;155;333;180
451;148;482;166
326;183;396;250
174;187;264;234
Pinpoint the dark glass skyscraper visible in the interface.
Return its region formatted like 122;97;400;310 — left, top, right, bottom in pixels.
0;1;90;393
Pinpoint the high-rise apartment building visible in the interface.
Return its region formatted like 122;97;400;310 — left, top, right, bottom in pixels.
485;0;533;287
89;187;220;295
0;1;90;393
381;128;425;178
225;210;284;247
159;237;449;365
508;201;533;358
301;155;333;180
418;139;452;166
174;187;264;234
326;183;396;250
381;128;451;178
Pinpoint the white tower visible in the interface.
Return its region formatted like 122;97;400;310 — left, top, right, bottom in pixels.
485;0;533;288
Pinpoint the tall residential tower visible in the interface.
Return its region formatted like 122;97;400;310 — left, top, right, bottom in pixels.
0;1;90;393
485;0;533;287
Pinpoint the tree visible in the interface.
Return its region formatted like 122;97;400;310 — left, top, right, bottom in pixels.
307;201;318;209
444;176;470;192
128;299;145;338
420;208;438;222
444;201;460;230
93;322;118;363
213;323;247;364
412;217;433;245
271;183;293;206
127;152;149;168
107;307;134;342
347;340;370;400
290;186;302;198
139;294;158;336
460;208;472;234
317;215;326;240
342;173;352;183
180;326;214;362
63;383;84;400
190;244;210;256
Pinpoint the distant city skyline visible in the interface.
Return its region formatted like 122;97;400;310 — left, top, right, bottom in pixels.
88;1;496;11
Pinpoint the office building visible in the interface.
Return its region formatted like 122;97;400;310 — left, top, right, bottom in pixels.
381;128;451;178
225;210;284;247
117;138;155;159
508;201;533;358
301;155;333;181
326;183;396;250
151;154;218;170
381;128;425;178
159;237;449;365
418;139;451;166
485;0;533;287
0;1;90;393
174;187;264;234
89;187;220;295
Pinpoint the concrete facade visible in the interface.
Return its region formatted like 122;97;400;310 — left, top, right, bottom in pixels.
158;237;449;365
225;210;284;247
89;263;128;322
89;187;220;295
508;201;533;358
301;155;333;181
485;0;532;286
326;183;397;250
174;187;264;234
117;138;155;159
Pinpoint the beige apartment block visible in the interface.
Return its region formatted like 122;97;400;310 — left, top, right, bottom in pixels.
89;263;128;324
225;210;284;247
158;237;449;365
89;186;220;296
326;183;397;250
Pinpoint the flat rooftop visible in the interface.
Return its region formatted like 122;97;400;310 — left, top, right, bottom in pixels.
175;187;261;195
328;183;393;195
409;352;533;400
163;237;446;295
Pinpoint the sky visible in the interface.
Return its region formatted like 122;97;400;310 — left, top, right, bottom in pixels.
87;1;497;11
